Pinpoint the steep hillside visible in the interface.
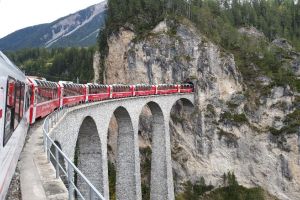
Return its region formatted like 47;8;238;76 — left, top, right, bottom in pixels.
99;0;300;199
0;1;107;51
104;19;300;200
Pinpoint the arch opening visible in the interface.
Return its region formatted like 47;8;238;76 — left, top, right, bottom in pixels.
107;106;137;200
169;98;195;196
75;116;102;198
138;101;168;200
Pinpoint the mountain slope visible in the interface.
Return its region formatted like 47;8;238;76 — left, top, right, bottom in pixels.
0;1;107;51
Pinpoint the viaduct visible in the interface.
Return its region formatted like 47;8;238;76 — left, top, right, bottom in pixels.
46;93;194;200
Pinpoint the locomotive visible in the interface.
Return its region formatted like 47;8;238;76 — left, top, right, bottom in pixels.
0;51;193;199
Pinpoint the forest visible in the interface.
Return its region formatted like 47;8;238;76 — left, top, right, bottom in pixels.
100;0;300;49
6;47;95;83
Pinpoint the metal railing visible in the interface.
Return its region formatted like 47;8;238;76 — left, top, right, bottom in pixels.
43;107;105;200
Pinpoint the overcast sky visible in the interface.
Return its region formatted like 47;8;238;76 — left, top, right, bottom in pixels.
0;0;105;38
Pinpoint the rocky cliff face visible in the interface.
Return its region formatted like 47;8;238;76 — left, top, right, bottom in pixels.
103;19;300;200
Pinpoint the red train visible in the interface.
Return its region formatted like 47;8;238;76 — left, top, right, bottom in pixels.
0;50;193;199
27;78;194;124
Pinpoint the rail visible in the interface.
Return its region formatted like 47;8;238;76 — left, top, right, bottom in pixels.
42;106;105;200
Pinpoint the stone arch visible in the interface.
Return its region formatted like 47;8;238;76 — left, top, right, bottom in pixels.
170;98;195;128
169;98;195;194
171;98;194;114
75;116;102;198
109;106;138;200
138;101;169;200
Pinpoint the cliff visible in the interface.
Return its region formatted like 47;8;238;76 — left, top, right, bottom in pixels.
103;19;300;200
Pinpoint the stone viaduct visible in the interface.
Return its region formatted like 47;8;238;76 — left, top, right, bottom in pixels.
48;93;194;200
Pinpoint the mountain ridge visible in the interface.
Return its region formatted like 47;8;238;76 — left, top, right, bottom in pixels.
0;1;107;51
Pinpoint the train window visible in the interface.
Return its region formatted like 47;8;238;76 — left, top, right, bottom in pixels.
14;81;21;129
25;88;31;112
19;83;25;120
4;78;16;145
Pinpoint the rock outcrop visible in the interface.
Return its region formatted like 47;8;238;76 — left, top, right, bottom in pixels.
104;19;300;200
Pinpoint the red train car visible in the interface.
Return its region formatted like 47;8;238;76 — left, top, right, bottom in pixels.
179;84;194;93
156;84;178;95
134;84;156;96
87;84;110;102
27;78;60;124
111;85;134;98
58;82;86;107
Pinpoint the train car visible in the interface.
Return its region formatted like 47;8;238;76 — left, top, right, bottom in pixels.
179;83;194;93
58;82;86;107
156;84;178;95
86;84;110;102
27;78;60;124
111;84;134;98
0;52;30;200
134;84;156;96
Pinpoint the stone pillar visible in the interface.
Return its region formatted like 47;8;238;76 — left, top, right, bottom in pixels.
115;107;141;200
149;102;174;200
76;117;103;199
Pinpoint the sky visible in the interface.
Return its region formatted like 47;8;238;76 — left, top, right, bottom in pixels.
0;0;105;38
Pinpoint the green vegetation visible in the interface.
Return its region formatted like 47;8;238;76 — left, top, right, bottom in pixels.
176;177;214;200
217;129;239;148
139;146;152;200
201;172;265;200
206;104;216;117
108;161;116;200
201;185;265;200
176;172;265;200
6;47;95;82
99;0;300;93
270;108;300;135
219;112;249;125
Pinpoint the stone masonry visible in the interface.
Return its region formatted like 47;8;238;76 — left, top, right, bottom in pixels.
49;93;194;200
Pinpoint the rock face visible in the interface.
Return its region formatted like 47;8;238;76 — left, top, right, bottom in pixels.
93;51;101;83
104;19;300;200
272;38;293;51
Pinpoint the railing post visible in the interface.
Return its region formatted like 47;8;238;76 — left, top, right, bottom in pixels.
90;187;95;200
43;129;46;152
68;163;74;200
46;120;49;132
55;147;59;179
47;141;50;163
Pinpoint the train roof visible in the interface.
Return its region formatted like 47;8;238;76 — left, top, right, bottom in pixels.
87;84;108;88
0;51;26;81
